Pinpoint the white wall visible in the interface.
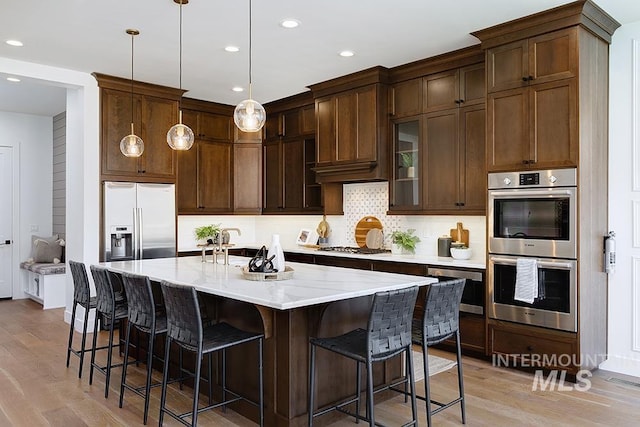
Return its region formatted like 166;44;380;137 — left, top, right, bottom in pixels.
0;111;53;298
601;20;640;377
0;57;100;328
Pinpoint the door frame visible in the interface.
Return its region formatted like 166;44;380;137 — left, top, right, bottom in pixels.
1;144;21;299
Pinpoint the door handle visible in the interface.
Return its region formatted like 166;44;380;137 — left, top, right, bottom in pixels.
0;240;11;245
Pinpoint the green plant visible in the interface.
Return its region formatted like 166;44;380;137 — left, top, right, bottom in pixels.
391;229;421;254
399;152;414;168
194;224;221;242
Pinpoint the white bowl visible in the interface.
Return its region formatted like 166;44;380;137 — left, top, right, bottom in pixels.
450;247;472;260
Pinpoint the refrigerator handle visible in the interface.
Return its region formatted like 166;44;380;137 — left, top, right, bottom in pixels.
133;208;139;260
138;207;144;259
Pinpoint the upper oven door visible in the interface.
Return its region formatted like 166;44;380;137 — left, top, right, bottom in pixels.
488;186;577;259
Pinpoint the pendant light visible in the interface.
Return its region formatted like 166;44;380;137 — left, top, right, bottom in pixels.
167;0;195;150
233;0;266;133
120;29;144;158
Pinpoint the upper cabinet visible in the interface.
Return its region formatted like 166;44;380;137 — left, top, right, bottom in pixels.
483;28;579;171
473;4;620;172
263;93;322;214
309;67;389;183
388;47;486;214
94;74;183;182
176;98;262;214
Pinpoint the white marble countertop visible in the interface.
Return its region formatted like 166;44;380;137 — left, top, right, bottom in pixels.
103;256;437;311
233;244;486;270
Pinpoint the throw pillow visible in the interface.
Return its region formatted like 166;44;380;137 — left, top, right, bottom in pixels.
31;235;63;263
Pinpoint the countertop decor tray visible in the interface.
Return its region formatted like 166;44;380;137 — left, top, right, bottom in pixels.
242;266;294;281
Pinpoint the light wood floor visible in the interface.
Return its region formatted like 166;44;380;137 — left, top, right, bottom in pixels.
2;299;640;426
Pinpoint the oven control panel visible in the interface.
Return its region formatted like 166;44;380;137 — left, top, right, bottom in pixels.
488;168;576;189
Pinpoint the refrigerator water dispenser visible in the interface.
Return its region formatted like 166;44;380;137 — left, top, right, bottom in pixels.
109;225;133;261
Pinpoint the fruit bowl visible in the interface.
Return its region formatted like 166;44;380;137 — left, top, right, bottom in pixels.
450;247;472;260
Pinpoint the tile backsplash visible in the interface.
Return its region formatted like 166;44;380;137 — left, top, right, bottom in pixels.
178;181;486;257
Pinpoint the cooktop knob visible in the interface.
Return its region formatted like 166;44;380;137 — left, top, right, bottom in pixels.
503;177;511;186
549;175;557;184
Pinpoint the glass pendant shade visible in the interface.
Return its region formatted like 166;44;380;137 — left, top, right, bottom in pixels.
234;98;266;132
167;116;195;150
120;123;144;157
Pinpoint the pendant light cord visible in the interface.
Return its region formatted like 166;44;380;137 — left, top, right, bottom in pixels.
248;0;253;99
130;31;135;132
179;0;183;113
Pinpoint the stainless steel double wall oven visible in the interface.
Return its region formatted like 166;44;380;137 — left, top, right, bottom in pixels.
487;168;578;332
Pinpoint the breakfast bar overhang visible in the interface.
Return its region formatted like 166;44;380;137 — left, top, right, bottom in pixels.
104;256;437;426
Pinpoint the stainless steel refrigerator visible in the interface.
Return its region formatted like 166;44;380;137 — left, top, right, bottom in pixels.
103;182;176;261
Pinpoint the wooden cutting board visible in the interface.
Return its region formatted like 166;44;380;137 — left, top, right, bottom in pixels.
450;222;469;247
355;216;383;248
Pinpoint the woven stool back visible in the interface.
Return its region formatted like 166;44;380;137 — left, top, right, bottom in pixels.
90;265;117;315
160;281;203;349
422;278;465;345
69;260;92;307
367;286;419;359
120;272;156;330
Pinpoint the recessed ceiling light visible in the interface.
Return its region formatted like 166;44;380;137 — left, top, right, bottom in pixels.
6;39;23;47
232;86;244;92
7;77;20;82
280;19;300;29
339;50;355;57
225;46;240;53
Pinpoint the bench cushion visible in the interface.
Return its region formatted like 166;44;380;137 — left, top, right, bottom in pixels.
20;261;66;275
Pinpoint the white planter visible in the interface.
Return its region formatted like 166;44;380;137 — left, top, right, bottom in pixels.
407;166;415;178
391;243;404;255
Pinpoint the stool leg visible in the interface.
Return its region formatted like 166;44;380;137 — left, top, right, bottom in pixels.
406;348;418;425
456;331;466;424
222;348;227;413
258;338;264;427
119;321;133;409
89;311;100;385
159;336;172;427
192;348;203;427
423;341;432;427
143;330;155;425
355;361;361;423
308;343;316;427
208;352;213;405
66;302;77;368
78;304;91;378
104;314;116;398
366;360;375;427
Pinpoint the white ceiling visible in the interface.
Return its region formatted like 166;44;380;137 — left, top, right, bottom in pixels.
0;0;638;117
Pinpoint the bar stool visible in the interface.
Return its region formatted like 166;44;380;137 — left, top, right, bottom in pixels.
412;278;466;426
89;265;129;398
119;272;167;425
159;280;265;427
308;286;419;427
67;260;97;378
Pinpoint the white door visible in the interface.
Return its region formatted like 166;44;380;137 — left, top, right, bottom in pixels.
0;146;13;298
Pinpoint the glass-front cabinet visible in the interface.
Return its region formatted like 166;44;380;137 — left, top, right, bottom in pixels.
390;117;421;210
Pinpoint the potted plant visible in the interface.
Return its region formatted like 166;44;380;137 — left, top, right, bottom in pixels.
194;223;221;245
399;152;415;178
390;229;421;254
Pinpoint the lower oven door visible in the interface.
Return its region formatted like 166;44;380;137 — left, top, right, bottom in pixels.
488;255;577;332
427;267;484;315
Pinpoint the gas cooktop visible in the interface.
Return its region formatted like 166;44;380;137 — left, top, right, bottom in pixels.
317;246;391;255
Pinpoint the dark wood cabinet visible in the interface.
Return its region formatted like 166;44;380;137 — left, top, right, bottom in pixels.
487;28;577;93
310;67;389;183
484;27;579;172
263;94;321;214
487;71;578;172
182;109;232;141
389;61;486;214
177;99;262;214
99;87;178;181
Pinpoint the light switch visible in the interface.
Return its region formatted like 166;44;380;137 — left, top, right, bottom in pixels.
30;224;39;232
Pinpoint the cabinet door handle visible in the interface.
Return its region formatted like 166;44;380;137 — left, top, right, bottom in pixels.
459;99;465;104
528;76;534;81
522;77;529;82
454;99;461;104
527;345;534;351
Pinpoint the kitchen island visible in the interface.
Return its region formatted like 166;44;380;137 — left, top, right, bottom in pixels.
104;256;436;426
